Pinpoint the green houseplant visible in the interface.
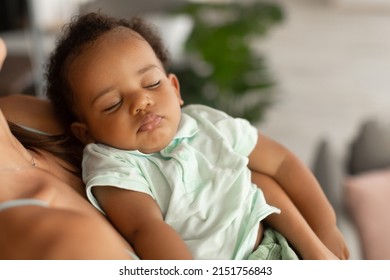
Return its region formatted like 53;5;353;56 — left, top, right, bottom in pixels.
169;1;284;123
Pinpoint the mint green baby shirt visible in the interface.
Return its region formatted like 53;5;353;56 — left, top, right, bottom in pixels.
83;104;280;259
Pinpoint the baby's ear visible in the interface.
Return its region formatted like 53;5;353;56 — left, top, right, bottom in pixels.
71;122;94;145
168;73;184;105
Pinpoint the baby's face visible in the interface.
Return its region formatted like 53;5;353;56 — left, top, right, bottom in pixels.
68;27;183;154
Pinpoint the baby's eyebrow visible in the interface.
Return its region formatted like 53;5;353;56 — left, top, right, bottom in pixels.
137;64;158;75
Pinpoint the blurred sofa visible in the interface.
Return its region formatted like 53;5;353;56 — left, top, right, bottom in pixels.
312;118;390;260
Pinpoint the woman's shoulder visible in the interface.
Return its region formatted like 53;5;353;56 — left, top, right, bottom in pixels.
0;94;64;134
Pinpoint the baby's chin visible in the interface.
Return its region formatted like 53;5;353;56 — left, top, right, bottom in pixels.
137;131;176;154
138;144;168;155
138;138;174;155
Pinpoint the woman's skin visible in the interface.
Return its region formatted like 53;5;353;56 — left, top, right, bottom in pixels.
0;94;85;196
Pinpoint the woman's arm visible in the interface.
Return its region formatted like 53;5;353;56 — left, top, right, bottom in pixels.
92;186;193;260
248;133;349;259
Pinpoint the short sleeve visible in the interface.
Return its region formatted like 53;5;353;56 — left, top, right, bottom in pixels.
216;116;258;156
183;105;258;156
82;144;153;213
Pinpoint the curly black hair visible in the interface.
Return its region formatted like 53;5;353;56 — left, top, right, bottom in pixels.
45;12;170;132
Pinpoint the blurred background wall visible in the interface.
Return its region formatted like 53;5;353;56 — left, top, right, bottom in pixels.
256;0;390;166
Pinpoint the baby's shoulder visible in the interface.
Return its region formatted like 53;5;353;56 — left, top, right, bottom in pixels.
182;104;231;123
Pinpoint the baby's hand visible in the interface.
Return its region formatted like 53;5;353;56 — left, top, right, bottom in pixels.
316;226;349;260
301;239;340;260
310;248;339;260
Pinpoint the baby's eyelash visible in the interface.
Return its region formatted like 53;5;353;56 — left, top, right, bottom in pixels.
103;101;122;112
146;80;160;89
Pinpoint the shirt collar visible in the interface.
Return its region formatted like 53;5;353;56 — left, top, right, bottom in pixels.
173;113;198;140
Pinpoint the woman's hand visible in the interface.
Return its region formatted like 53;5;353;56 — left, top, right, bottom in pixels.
0;37;6;69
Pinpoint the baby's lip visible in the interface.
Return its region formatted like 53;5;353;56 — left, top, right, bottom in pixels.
138;113;163;132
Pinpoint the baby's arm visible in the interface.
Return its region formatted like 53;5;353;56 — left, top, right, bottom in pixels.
248;133;349;259
251;172;337;259
92;186;193;260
